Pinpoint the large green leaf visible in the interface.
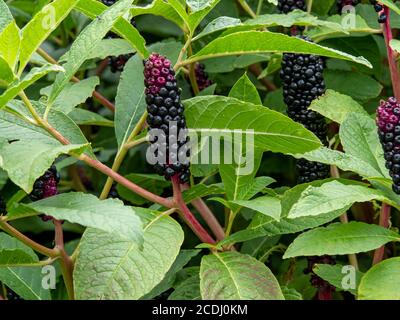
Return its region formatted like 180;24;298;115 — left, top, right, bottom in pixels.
18;0;80;74
0;1;13;33
309;90;368;124
0;20;21;70
8;193;143;243
358;257;400;300
76;0;147;58
287;180;398;218
232;195;281;221
0;233;37;266
200;251;284;300
0;140;88;193
0;56;15;85
340;113;388;178
185;96;321;155
182;31;372;68
0;233;51;300
284;222;400;258
74;209;184;300
115;54;146;150
49;0;132;105
0;64;64;109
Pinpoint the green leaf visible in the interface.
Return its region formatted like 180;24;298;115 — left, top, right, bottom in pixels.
143;249;200;299
232;195;281;221
183;31;372;68
0;64;64;109
74;209;184;299
340;113;388;178
293;147;383;180
358;257;400;300
187;0;221;33
193;16;242;41
313;264;363;295
283;222;400;258
0;140;88;193
182;183;224;203
41;76;100;114
49;0;132;105
85;38;135;60
8;193;143;243
324;70;382;101
229;73;262;105
309;90;368;124
287;180;397;218
200;251;284;300
18;0;80;74
281;287;303;300
76;0;147;58
0;233;37;266
379;0;400;16
169;274;201;300
68;109;113;127
0;233;51;300
131;0;185;30
0;56;15;85
0;21;21;70
115;54;146;149
0;1;13;33
185;96;322;155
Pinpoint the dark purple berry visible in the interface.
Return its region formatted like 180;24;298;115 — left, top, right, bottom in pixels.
144;53;191;184
194;63;213;92
304;256;336;299
377;97;400;194
277;0;306;13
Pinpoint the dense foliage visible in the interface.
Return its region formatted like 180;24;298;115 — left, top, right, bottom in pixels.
0;0;399;301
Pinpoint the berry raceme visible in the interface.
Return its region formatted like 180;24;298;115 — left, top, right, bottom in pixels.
29;165;60;221
376;97;400;194
144;53;191;184
0;194;6;214
194;63;213;92
277;0;306;13
280;37;329;183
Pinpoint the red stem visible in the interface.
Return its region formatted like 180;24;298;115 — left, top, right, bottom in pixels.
172;176;216;244
372;203;391;265
383;6;400;100
317;288;333;300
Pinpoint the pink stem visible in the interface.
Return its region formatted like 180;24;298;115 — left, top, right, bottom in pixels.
172;176;216;244
372;203;391;265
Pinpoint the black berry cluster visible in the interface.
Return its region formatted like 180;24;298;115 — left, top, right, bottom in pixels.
370;1;387;23
194;63;213;92
376;97;400;194
280;37;329;183
337;0;359;12
29;165;60;221
304;255;336;299
144;53;190;184
0;194;6;214
296;159;330;184
6;288;23;300
277;0;306;13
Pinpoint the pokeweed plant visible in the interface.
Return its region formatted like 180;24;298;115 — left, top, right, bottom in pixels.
0;0;399;301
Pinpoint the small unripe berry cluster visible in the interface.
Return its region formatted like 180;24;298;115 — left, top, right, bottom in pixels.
144;53;190;184
337;0;359;12
277;0;306;13
304;255;336;292
376;97;400;194
29;165;60;221
194;63;213;92
280;37;329;183
0;194;6;214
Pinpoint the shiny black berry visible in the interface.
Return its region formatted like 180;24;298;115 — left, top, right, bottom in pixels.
277;0;306;13
376;97;400;194
296;159;330;184
144;53;191;184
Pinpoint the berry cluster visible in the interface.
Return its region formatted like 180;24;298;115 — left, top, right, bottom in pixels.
144;53;190;184
296;159;330;184
304;255;336;299
337;0;359;12
6;288;23;300
277;0;306;13
376;97;400;194
0;194;6;214
370;1;387;23
101;0;116;4
194;63;213;92
280;37;329;183
29;165;60;221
